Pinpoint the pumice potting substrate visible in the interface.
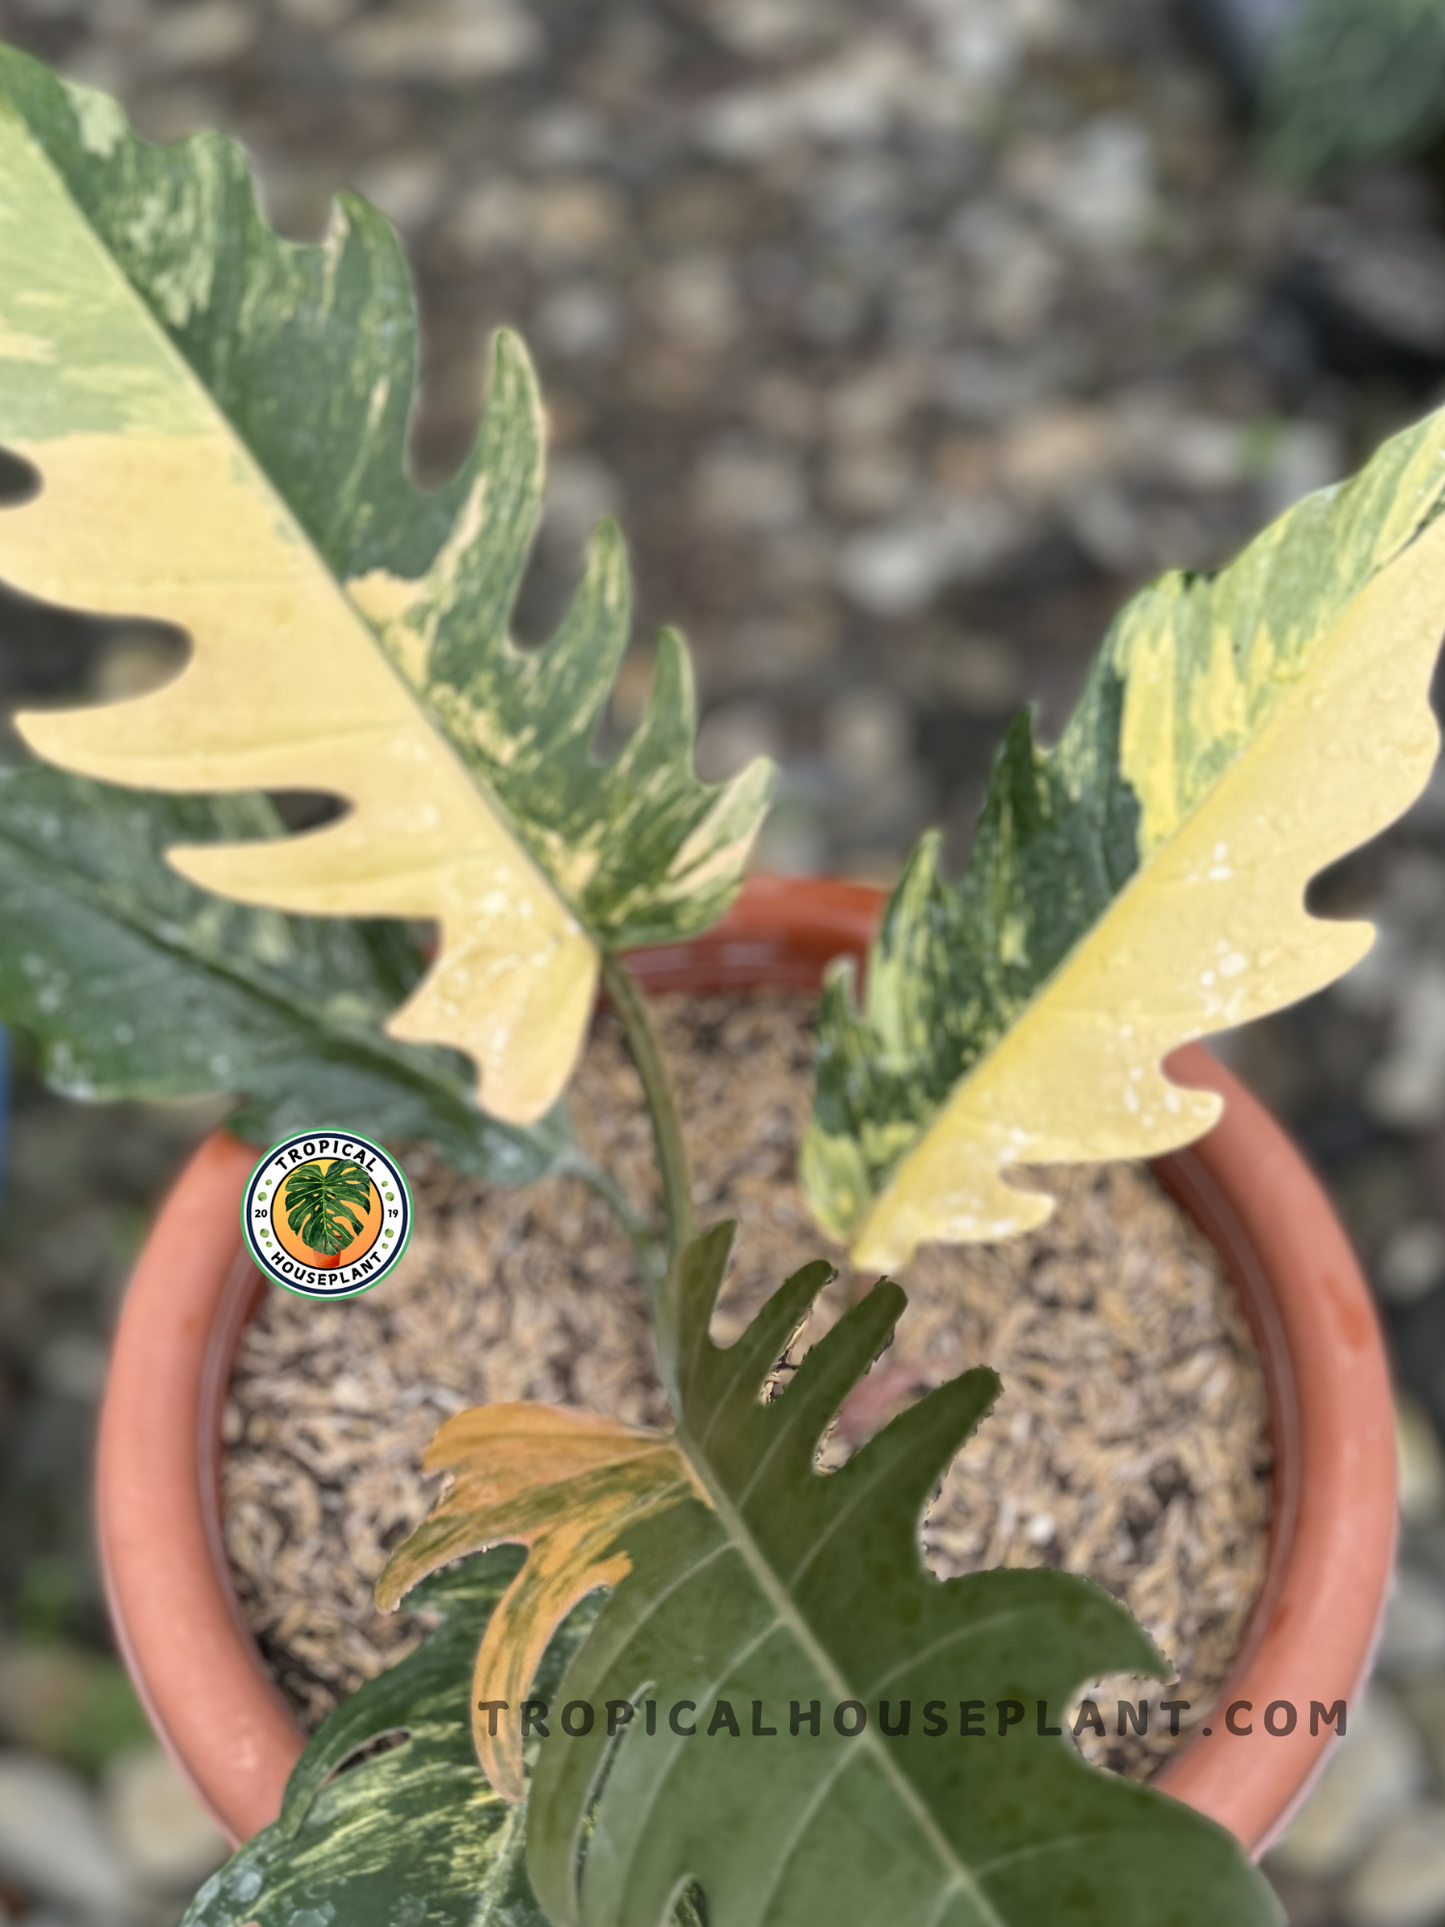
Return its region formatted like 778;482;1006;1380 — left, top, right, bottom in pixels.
0;38;1427;1927
223;990;1272;1785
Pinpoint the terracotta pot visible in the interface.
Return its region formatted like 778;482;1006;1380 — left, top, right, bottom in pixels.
96;874;1396;1856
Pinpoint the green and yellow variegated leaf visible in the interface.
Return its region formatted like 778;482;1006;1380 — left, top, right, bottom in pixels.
0;46;773;1126
183;1556;587;1927
804;409;1445;1268
375;1403;699;1802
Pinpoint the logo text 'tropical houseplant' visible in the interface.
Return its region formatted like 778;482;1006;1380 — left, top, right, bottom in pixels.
2;41;1443;1927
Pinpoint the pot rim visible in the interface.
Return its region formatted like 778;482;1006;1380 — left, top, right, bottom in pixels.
95;872;1396;1856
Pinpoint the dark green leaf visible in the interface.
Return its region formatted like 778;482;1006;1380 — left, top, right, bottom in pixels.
1261;0;1445;180
519;1225;1282;1927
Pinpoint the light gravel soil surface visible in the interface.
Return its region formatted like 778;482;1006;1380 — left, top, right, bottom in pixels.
223;990;1271;1781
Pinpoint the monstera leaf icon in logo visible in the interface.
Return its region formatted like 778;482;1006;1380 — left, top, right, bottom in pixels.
284;1158;374;1264
241;1130;412;1298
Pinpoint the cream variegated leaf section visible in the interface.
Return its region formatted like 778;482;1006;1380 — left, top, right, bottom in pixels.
0;51;772;1125
857;517;1445;1266
8;435;595;1126
805;406;1445;1270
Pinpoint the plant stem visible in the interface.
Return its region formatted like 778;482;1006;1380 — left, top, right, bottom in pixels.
600;951;697;1267
567;1153;666;1292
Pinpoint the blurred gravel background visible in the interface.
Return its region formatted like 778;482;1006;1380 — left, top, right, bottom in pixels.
4;0;1445;1921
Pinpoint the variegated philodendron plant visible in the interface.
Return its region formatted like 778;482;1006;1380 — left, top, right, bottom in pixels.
1;40;1440;1927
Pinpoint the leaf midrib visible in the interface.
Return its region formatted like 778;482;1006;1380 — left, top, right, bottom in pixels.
675;1419;1008;1927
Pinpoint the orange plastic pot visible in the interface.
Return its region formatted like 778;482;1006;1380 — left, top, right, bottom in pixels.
95;875;1396;1855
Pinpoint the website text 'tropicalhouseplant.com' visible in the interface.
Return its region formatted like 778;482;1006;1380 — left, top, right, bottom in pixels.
484;1694;1349;1741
